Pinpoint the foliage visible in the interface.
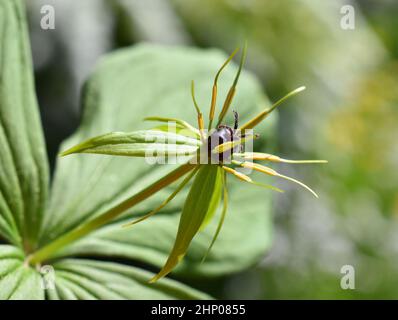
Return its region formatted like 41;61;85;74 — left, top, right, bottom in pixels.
0;0;274;299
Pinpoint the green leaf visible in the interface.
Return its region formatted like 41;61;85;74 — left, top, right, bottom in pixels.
144;117;200;137
61;130;200;157
151;125;199;139
199;169;223;231
150;165;223;282
54;179;273;278
0;245;44;300
0;0;49;249
41;44;274;280
49;259;211;300
0;245;209;300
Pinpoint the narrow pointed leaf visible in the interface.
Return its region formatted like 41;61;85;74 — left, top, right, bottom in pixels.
61;130;201;157
240;86;305;130
199;170;223;230
202;171;228;262
151;125;199;139
144;117;200;137
150;165;223;282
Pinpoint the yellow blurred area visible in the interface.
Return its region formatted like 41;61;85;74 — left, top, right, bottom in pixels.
327;62;398;174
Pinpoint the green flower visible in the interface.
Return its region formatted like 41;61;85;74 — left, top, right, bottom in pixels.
50;46;327;282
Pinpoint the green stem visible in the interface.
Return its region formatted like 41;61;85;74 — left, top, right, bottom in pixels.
27;163;196;265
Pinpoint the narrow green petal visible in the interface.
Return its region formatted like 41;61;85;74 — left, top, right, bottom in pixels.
151;125;199;139
223;166;283;193
240;86;306;130
60;130;201;157
217;42;247;126
208;47;240;129
201;171;228;262
236;161;318;197
150;165;223;283
122;167;200;227
277;173;319;198
199;171;223;231
144;117;200;137
248;180;284;193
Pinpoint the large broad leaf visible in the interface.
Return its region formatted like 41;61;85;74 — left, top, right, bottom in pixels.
49;259;210;300
41;43;275;278
0;0;49;249
0;245;43;300
0;245;209;300
0;1;214;299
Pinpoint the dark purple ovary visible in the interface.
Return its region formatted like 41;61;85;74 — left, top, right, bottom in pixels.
207;126;240;163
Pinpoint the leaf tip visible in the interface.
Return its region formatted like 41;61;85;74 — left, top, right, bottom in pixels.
59;149;74;157
148;276;159;284
296;85;306;93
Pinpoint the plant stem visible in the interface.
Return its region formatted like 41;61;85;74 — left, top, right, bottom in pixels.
27;163;196;265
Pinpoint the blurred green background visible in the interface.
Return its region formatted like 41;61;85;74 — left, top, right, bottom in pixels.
26;0;398;299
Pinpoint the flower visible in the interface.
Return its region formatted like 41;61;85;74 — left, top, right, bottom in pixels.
61;46;327;282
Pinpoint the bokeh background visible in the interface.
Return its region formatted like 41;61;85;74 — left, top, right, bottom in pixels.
26;0;398;299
